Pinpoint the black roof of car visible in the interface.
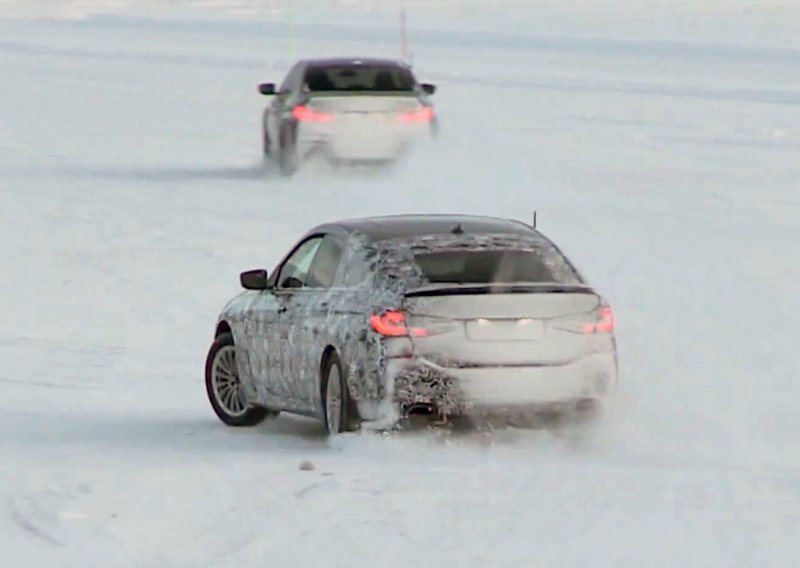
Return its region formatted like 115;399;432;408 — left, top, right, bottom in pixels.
319;214;539;242
302;57;410;68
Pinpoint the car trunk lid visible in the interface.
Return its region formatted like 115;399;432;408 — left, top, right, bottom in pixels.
401;285;609;366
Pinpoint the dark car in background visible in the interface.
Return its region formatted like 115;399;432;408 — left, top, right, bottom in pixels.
205;214;618;435
258;57;438;175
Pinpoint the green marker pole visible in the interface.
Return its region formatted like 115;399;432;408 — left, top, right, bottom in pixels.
400;0;408;62
287;1;296;60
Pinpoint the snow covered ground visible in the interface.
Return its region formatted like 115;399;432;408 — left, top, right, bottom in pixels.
1;1;799;565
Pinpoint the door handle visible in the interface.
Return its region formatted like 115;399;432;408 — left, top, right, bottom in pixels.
278;305;287;314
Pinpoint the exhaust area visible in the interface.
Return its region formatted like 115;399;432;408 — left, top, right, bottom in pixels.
403;403;438;418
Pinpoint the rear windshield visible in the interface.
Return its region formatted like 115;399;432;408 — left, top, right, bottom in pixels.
304;64;416;92
413;249;579;285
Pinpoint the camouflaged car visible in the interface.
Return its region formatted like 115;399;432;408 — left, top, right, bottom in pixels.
204;214;618;434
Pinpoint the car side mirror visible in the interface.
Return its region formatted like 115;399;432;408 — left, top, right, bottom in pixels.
421;83;436;95
258;83;276;96
240;269;269;290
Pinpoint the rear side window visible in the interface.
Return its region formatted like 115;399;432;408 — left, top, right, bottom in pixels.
340;251;372;288
279;62;305;94
306;235;345;288
413;249;579;285
304;64;416;92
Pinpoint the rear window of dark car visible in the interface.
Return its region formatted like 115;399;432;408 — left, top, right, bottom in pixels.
304;64;416;92
413;249;580;285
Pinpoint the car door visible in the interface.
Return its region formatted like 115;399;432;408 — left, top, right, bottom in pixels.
238;288;286;410
275;233;346;414
270;234;325;411
323;237;381;404
266;62;305;150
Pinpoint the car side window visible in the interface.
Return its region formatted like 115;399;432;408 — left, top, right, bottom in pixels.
306;235;345;289
279;63;304;95
339;247;373;288
277;236;323;289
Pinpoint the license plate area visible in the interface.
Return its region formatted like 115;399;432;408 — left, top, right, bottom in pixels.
465;319;545;341
343;111;386;125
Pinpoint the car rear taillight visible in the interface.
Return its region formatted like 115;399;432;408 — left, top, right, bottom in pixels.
583;306;615;334
292;105;335;123
370;310;428;337
396;106;434;123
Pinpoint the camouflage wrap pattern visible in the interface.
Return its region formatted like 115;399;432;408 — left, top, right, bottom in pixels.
214;231;591;427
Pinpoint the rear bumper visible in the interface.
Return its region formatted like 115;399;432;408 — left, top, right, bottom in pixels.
297;121;433;162
388;352;618;416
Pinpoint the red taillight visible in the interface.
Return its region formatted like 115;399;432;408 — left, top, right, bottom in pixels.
583;306;615;334
396;106;434;123
292;105;335;123
370;311;428;337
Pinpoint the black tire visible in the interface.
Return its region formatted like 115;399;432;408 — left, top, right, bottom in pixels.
430;117;440;139
205;332;275;427
261;109;272;157
262;128;271;157
321;351;358;434
278;125;299;177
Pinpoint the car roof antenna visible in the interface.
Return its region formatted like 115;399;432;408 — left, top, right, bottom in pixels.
532;210;537;229
452;223;465;234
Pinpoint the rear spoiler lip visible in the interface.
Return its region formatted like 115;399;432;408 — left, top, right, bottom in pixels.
404;283;597;298
304;91;420;99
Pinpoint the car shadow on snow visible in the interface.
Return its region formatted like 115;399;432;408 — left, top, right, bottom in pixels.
13;409;599;455
81;164;274;182
2;162;280;182
12;411;336;454
4;160;406;184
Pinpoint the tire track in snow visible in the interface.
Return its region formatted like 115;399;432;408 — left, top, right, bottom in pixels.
0;377;103;391
7;500;64;548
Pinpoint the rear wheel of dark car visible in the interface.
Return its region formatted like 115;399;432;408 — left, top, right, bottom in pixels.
430;117;440;138
262;127;271;157
278;125;298;177
205;332;276;427
321;351;357;435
